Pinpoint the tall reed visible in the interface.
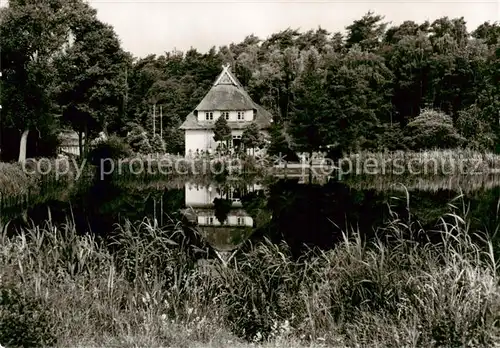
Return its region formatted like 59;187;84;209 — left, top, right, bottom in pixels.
0;200;499;347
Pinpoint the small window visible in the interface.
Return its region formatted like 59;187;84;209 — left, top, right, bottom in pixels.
237;111;245;121
237;217;244;226
208;217;214;225
205;112;213;121
222;112;229;120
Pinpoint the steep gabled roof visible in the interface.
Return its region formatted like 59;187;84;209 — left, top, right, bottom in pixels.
180;64;273;130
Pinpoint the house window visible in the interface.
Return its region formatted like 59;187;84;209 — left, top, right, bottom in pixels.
237;111;245;121
237;217;245;226
208;217;214;225
205;112;213;121
222;111;229;120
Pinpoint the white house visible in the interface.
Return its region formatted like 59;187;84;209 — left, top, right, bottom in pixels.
57;130;107;157
184;183;265;253
58;130;83;156
179;64;272;156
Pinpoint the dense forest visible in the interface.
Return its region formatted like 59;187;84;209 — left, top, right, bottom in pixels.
1;0;499;161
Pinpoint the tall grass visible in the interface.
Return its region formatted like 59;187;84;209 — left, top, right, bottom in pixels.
344;150;500;176
1;202;499;347
0;159;80;198
345;171;500;193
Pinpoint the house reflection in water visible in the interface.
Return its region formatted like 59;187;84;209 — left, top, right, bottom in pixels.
183;182;264;263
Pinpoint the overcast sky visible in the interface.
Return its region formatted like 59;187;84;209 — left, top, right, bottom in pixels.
88;1;498;57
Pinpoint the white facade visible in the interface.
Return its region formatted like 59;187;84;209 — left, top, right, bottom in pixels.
185;183;263;227
185;129;217;155
185;128;266;156
197;110;255;123
185;183;263;208
198;214;253;227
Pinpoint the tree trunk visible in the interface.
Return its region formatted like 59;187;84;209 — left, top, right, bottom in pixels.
83;121;89;158
309;150;313;184
78;130;83;159
18;129;30;163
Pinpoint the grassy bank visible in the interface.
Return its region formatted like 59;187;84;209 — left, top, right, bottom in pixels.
0;159;83;196
344;172;500;193
1;203;499;347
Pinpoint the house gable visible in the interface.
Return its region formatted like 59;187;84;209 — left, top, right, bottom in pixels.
180;64;272;131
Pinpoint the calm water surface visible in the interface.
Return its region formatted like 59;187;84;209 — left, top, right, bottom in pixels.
3;174;500;255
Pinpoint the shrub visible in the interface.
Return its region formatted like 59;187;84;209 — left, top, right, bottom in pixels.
404;109;465;150
125;124;153;154
0;286;57;347
150;134;166;154
87;135;132;165
456;104;496;151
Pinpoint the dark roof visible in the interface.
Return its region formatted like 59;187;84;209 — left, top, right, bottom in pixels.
196;84;256;111
180;65;273;130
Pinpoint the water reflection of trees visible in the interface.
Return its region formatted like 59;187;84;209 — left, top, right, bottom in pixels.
5;175;500;260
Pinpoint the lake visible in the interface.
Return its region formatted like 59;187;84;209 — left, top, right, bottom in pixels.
3;172;500;257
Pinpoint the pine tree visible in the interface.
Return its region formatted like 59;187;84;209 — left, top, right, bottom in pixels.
241;122;264;155
213;116;232;153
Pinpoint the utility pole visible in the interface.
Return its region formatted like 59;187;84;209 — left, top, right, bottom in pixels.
160;105;163;139
123;66;128;118
0;71;2;161
153;103;156;136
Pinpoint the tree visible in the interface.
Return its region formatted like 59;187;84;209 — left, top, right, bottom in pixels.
0;0;83;161
213;198;232;225
324;47;394;152
404;109;465;150
456;104;496;151
345;11;388;51
213;116;231;152
125;123;152;154
473;22;500;47
241;122;264;155
267;123;298;162
150;134;166;154
289;48;332;167
55;8;130;157
385;33;432;121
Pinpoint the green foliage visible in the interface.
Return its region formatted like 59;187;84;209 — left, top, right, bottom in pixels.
289;48;333;155
87;135;132;165
404;109;465;150
375;124;407;151
456;104;496;151
165;128;185;155
267;124;299;162
2;5;500;160
323;48;394;152
126;124;153;154
55;6;130;145
0;286;57;347
345;11;388;51
213;116;232;148
150;134;166;154
241;122;264;152
213;198;233;225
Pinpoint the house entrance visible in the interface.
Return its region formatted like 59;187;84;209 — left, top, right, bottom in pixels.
232;135;242;150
